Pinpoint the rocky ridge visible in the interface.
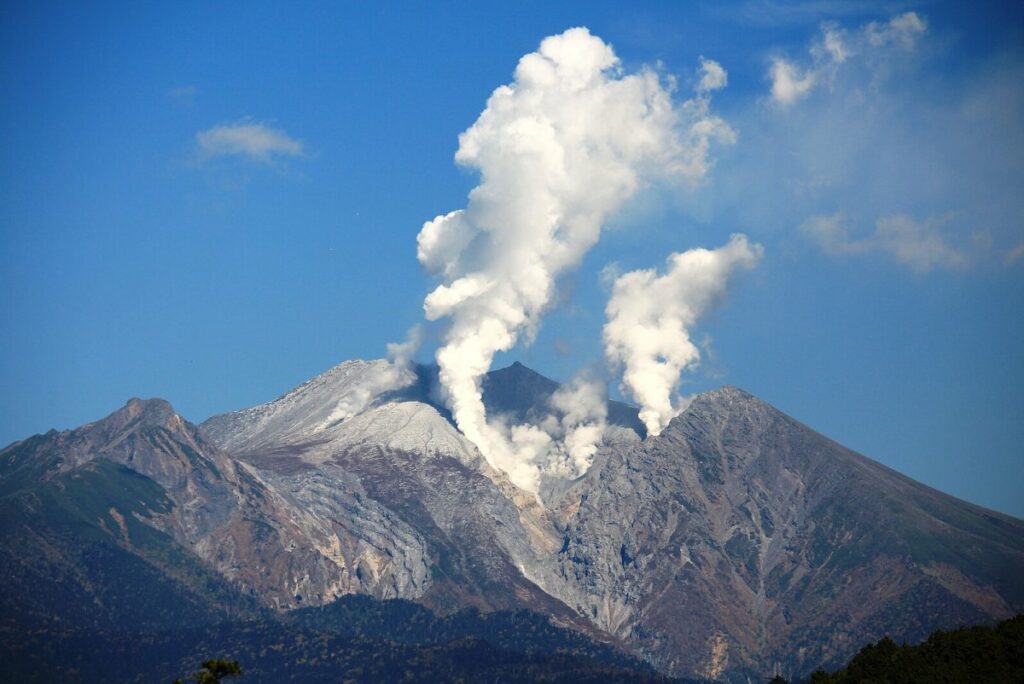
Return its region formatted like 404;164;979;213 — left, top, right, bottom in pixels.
3;359;1023;681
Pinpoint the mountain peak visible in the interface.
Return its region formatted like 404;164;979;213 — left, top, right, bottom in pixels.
112;397;178;425
123;396;175;415
482;363;562;425
700;383;752;398
200;359;417;454
489;361;555;384
680;384;761;412
86;397;189;446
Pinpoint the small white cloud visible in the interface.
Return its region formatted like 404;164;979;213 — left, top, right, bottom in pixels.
599;262;622;288
697;57;728;93
195;120;304;163
802;212;968;273
770;58;816;105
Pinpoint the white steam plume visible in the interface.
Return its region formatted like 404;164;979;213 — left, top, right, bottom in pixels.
416;27;733;491
322;326;421;425
539;372;608;478
604;234;763;437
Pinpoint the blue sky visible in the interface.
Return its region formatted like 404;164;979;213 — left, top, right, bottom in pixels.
2;1;1022;515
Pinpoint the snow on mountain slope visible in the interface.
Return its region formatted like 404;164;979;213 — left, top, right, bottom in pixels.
202;359;651;499
327;401;479;464
199;362;580;622
201;360;416;454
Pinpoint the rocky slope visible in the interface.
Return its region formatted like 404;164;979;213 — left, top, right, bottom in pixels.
199;360;1024;680
202;361;594;623
551;385;1024;679
3;360;1023;681
0;394;431;615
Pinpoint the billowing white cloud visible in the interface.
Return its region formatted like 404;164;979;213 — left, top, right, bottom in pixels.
604;234;763;437
768;11;926;105
416;27;734;491
196;120;304;163
802;212;968;272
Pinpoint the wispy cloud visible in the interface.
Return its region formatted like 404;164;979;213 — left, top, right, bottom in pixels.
802;212;969;273
1005;242;1024;267
195;120;304;164
687;12;1024;276
768;12;926;106
707;0;911;28
168;85;197;100
864;11;927;49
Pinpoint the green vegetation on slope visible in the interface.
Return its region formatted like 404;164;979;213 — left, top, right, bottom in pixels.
1;608;680;683
802;614;1024;683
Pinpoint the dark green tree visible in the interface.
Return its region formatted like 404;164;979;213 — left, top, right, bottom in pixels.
172;658;242;684
808;668;833;683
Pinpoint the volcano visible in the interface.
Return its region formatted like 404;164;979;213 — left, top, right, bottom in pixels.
3;360;1022;681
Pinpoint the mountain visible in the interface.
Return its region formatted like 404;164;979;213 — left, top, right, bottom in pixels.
480;361;646;436
0;384;664;683
551;385;1024;679
0;398;252;633
0;392;434;617
3;360;1023;681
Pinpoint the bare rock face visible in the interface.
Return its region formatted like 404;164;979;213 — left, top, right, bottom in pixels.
5;361;1023;682
550;386;1024;680
201;361;586;625
198;363;1024;680
1;394;432;610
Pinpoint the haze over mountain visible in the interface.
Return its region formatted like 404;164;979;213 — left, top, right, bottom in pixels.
3;360;1021;682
